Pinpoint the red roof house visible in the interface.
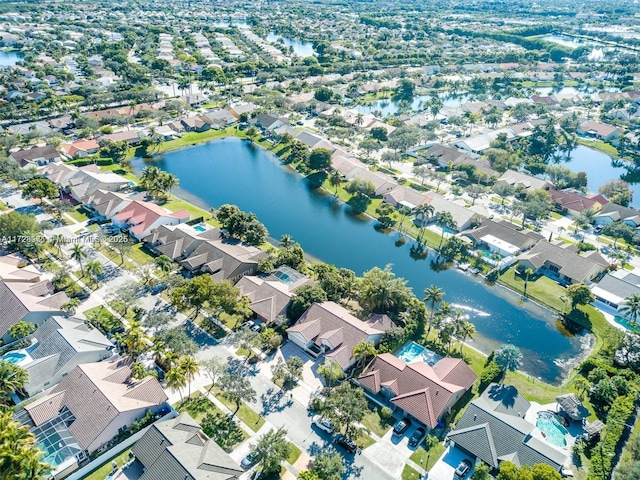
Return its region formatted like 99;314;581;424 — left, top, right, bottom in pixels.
113;201;190;240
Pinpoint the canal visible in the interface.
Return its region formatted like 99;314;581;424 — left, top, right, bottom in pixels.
132;137;593;384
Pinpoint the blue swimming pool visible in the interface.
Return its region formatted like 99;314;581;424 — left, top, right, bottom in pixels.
2;352;26;365
396;341;442;366
614;316;640;333
194;225;207;232
536;412;568;447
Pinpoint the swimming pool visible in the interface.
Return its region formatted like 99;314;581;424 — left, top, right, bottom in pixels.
536;412;568;447
194;225;207;232
396;341;442;366
2;352;26;365
614;316;640;333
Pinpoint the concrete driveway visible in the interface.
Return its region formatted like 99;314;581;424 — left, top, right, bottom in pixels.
429;446;474;480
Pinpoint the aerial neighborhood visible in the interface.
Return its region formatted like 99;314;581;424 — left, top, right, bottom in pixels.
1;1;640;480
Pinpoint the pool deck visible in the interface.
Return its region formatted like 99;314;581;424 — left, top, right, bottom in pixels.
525;402;583;454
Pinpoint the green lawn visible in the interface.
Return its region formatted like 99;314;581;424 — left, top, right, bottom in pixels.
361;406;394;437
401;464;422;480
211;387;265;432
286;442;302;465
550;211;564;220
83;447;132;480
410;442;445;472
128;243;155;265
67;206;90;223
355;431;376;449
577;138;619;158
498;266;568;312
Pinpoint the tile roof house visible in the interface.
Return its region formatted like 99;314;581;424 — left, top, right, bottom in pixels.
382;186;429;209
9;145;61;168
15;358;168;469
595;202;640;228
42;163;130;202
464;219;542;258
112;200;190;240
143;224;209;260
577;121;622;142
358;353;477;428
83;189;133;219
60;139;100;158
591;270;640;311
286;302;391;371
131;412;243;480
0;280;68;341
98;130;142;145
0;253;41;283
549;189;608;217
180;116;211;133
421;191;483;232
447;383;568;472
517;241;608;285
497;170;552;192
344;167;398;196
418;144;498;177
236;267;312;323
201;109;237;130
20;315;115;396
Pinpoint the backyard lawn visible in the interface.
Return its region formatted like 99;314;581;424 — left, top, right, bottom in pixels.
83;447;132;480
498;265;568;312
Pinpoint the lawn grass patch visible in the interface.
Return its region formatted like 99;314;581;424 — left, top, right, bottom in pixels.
577;138;619;158
211;386;265;432
128;243;155;265
355;431;376;449
286;442;302;465
401;464;422;480
409;441;445;472
361;406;394;437
67;206;90;223
83;447;132;480
84;306;123;335
550;211;564;220
497;265;568;312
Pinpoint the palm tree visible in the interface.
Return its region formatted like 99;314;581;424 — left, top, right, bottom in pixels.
119;321;148;361
279;234;293;249
620;294;640;331
0;361;28;404
352;340;376;370
179;355;199;399
329;170;342;196
457;321;477;355
0;412;51;480
71;244;87;275
494;344;523;376
165;366;187;403
436;211;456;249
85;260;102;286
523;268;534;298
50;234;65;256
61;298;81;315
422;285;444;337
154;254;173;274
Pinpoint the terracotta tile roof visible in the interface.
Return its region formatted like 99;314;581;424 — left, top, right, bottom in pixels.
358;353;477;428
115;200;189;237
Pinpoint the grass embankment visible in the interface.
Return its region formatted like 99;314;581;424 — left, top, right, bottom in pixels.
577;138;619;158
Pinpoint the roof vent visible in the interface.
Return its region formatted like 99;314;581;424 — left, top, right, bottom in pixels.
435;390;439;395
473;414;477;421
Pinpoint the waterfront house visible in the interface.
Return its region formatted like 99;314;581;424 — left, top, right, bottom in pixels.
286;301;391;371
497;170;552;192
0;280;68;341
517;241;608;285
180;116;210;133
463;219;542;258
344;167;397;196
143;224;208;260
594;202;640;228
549;189;607;217
236;267;312;324
9;145;61;168
382;186;429;210
19;315;115;396
591;270;640;311
420;191;482;232
112;200;190;241
60;139;100;159
357;353;477;429
251;113;287;132
201;109;237;129
577;121;622;142
98;130;141;146
131;412;243;480
447;383;568;473
14;358;168;474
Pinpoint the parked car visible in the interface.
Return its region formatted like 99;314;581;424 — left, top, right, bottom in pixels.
594;225;603;234
454;459;473;479
312;415;333;434
333;434;358;454
240;453;256;469
151;283;168;295
408;427;426;448
72;289;91;300
393;417;412;436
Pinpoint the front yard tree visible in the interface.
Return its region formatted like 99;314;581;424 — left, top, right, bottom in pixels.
565;283;595;311
71;244;87;275
179;355;199;399
0;211;42;254
202;357;226;390
219;372;257;414
353;340;376;370
312;449;345;480
317;361;344;390
251;427;290;476
323;382;368;439
494;344;523;376
21;178;58;203
492;183;514;205
309;148;333;170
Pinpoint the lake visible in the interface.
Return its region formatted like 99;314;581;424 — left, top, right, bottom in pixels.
132;138;593;384
563;145;640;208
0;50;22;66
542;35;607;60
267;33;315;57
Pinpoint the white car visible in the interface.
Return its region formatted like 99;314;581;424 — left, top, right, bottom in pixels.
312;415;333;434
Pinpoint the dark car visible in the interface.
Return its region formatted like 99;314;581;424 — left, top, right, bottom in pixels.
393;417;412;436
408;427;426;448
73;289;92;300
454;459;473;479
151;283;168;295
333;434;358;454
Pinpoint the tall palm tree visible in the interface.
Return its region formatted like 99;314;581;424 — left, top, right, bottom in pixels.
279;234;293;249
457;321;477;355
119;321;148;361
329;170;342;196
179;355;199;399
165;366;187;404
61;298;81;315
423;285;445;337
50;234;65;256
0;361;28;404
0;412;51;480
70;244;87;275
85;260;102;287
154;254;173;274
523;268;534;298
436;211;456;249
352;340;376;370
620;294;640;331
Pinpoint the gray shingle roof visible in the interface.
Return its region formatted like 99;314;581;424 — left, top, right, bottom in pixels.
447;383;567;471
